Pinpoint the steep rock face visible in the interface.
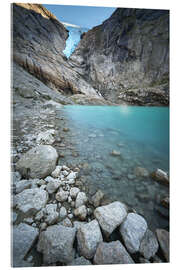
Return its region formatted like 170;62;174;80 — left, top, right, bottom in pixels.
12;3;100;98
69;8;169;105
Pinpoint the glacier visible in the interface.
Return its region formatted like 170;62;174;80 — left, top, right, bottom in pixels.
62;22;89;58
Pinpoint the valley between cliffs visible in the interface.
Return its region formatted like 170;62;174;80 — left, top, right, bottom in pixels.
11;3;169;267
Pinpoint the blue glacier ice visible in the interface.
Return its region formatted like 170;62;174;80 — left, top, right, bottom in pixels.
62;22;89;58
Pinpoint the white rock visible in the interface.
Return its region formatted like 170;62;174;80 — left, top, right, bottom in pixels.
36;129;55;145
15;180;31;194
15;188;49;215
67;172;77;180
60;206;67;219
77;219;103;259
120;213;148;253
68;196;72;203
56;188;69;202
75;192;88;208
94;201;127;236
62;165;70;171
70;187;80;199
62;170;69;176
45;204;59;225
51;166;62;178
46;179;61;194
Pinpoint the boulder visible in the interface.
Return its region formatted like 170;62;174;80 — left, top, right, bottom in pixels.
16;145;58;178
94;201;127;236
15;188;48;215
156;229;169;262
36;129;55;145
75;192;88;208
44;204;59;225
69;256;92;265
46;178;61;194
77;219;103;259
74;205;87;221
120;213;148;254
12;223;39;267
151;169;169;185
91;189;104;207
15;180;31;194
139;229;159;259
37;224;76;264
94;241;134;264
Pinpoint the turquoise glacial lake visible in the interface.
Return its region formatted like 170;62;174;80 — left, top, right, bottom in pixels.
63;105;169;230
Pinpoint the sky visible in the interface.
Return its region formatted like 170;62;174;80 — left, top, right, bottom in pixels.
44;4;116;29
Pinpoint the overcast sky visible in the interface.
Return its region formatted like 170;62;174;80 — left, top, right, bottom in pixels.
44;4;116;29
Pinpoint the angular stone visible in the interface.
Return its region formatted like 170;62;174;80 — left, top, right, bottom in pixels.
16;145;58;179
75;192;88;208
69;256;92;266
12;223;39;267
56;188;69;202
156;229;169;262
139;229;159;259
92;189;104;207
74;205;87;221
134;167;149;177
46;179;61;194
59;206;67;219
151;169;169;185
36;129;55;145
94;241;134;264
70;187;80;199
44;204;59;225
15;180;31;194
60;217;72;227
37;224;76;264
120;213;148;254
94;201;127;236
67;171;78;180
51;165;62;178
77;219;103;259
15;188;48;215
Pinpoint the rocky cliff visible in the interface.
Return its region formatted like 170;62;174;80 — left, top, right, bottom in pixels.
12;3;103;102
69;8;169;105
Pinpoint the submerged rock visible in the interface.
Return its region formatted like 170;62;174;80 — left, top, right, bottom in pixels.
77;219;103;259
94;241;134;264
12;223;39;267
134;167;149;177
16;145;58;179
37;224;76;264
94;201;127;236
120;213;148;254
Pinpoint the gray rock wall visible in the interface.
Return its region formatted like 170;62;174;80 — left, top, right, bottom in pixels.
69;8;169;105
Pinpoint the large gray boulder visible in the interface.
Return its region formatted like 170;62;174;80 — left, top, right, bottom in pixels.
15;188;48;215
120;213;148;254
77;219;103;259
156;229;169;262
12;223;39;267
94;241;134;264
37;224;76;264
139;229;159;259
16;145;58;178
94;201;127;236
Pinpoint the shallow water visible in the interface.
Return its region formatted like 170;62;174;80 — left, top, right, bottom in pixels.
62;105;169;231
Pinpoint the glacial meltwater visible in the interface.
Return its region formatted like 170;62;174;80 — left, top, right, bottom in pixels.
61;105;169;231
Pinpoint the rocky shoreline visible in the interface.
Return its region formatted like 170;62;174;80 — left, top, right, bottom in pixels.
11;86;169;266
